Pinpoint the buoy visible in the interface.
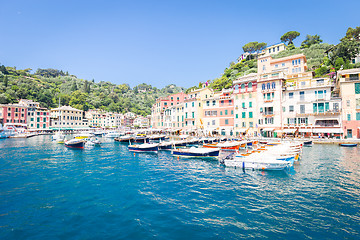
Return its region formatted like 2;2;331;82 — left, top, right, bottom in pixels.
133;153;135;156
177;156;179;160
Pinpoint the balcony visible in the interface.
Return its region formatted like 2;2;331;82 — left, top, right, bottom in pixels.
264;99;273;103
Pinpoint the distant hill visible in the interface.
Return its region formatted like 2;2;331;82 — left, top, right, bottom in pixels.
0;67;185;116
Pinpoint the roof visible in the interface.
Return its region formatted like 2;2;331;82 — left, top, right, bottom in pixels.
51;106;83;111
338;68;360;75
270;54;307;64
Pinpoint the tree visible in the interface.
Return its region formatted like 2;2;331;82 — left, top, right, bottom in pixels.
341;26;360;41
4;75;8;87
242;42;258;53
301;34;323;48
280;31;300;45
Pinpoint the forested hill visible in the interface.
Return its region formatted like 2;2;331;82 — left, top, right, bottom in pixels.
0;67;185;116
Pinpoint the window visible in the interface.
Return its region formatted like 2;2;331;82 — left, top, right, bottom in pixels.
289;106;294;112
206;101;210;106
212;120;215;125
325;102;329;112
313;103;317;113
277;46;280;51
225;119;229;125
229;100;232;105
192;112;194;118
350;74;359;81
282;63;285;67
355;83;360;94
275;64;278;68
242;102;245;108
192;102;194;107
249;112;253;118
249;122;253;128
262;84;265;90
289;92;294;99
318;103;324;113
300;91;305;100
267;93;271;100
242;122;246;127
225;110;228;115
356;98;360;109
235;114;239;119
241;84;245;90
231;110;233;115
248;82;252;89
347;100;350;107
234;85;239;91
221;100;224;106
213;100;216;106
273;47;275;52
356;112;360;120
347;114;351;121
300;105;305;114
242;112;246;118
249;102;252;108
272;82;276;89
249;93;252;98
267;83;270;89
220;111;223;115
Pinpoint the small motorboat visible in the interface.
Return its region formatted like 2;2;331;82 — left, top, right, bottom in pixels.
339;143;358;147
172;147;220;159
114;135;134;143
104;131;121;138
86;137;101;146
158;141;173;150
303;140;312;146
65;139;85;149
128;143;159;153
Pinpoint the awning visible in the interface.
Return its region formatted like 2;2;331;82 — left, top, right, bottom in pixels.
236;129;247;133
262;128;274;132
298;129;313;133
283;129;297;134
313;128;343;134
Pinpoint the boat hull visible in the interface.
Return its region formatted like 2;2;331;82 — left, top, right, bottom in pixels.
339;143;357;147
65;140;85;149
172;149;220;158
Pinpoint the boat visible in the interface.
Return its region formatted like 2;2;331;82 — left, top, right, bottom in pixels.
93;131;105;136
74;133;94;139
172;147;220;159
203;141;241;150
133;136;148;143
222;156;293;170
158;141;173;150
104;131;121;138
86;137;101;146
339;143;358;147
148;134;166;141
303;140;312;146
128;143;159;153
114;135;134;143
64;139;85;149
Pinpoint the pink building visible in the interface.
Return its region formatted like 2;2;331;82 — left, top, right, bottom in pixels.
0;104;28;127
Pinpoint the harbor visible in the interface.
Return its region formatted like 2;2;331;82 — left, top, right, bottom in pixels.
1;134;360;239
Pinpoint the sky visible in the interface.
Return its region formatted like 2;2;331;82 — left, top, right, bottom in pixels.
0;0;359;88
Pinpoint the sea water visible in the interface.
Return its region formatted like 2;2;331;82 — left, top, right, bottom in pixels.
0;136;359;239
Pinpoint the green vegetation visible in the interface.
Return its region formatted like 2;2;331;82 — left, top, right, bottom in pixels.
0;67;185;116
280;31;300;45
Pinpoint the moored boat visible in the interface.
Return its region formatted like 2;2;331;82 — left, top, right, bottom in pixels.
128;143;159;153
339;143;358;147
65;139;85;149
114;135;134;143
172;147;220;159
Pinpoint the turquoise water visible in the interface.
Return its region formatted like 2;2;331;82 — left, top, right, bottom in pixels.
1;136;360;239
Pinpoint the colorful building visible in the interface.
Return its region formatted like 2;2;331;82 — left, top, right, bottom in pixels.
233;73;258;137
19;99;50;130
0;104;28;127
338;68;360;138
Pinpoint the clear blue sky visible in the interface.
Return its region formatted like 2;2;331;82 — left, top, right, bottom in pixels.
1;0;359;88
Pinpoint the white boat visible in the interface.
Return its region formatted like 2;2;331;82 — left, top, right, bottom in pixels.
104;131;121;138
86;137;101;146
223;156;293;170
172;147;220;159
128;143;159;153
52;131;65;142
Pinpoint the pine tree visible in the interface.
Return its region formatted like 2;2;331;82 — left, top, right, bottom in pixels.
4;75;8;87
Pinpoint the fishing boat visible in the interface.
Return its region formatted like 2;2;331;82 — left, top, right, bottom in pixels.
128;143;159;153
64;139;85;149
339;143;358;147
172;147;220;159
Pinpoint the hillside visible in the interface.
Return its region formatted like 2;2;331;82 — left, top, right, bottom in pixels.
0;67;185;116
201;26;360;92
